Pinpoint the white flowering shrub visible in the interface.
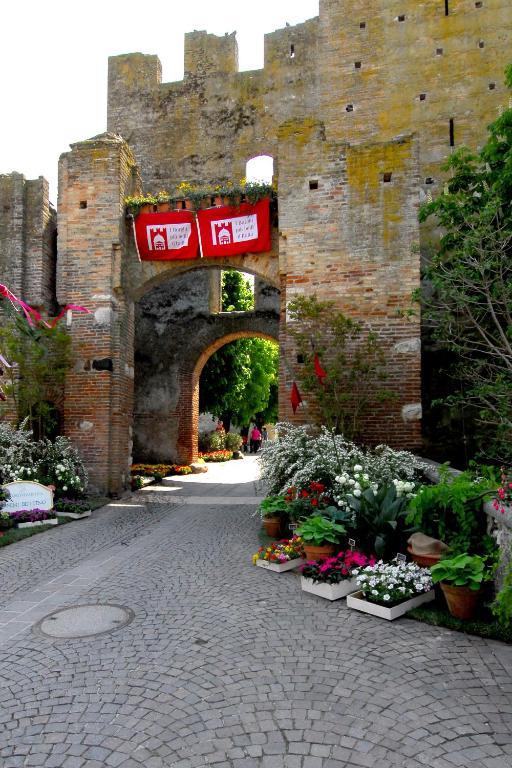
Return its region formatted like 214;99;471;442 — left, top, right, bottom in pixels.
260;423;427;513
352;559;433;605
0;423;87;498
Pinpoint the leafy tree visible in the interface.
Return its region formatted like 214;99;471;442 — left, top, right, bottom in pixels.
221;270;254;311
200;270;278;427
419;65;512;463
287;295;393;439
0;304;72;439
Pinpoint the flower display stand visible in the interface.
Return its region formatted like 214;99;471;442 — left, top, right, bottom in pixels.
346;589;435;620
256;558;305;573
17;518;59;529
301;576;359;601
55;510;92;520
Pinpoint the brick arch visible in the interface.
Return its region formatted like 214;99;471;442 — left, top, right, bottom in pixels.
178;328;279;464
129;250;280;301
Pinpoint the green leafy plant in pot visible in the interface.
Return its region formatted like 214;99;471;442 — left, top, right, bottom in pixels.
296;515;346;561
431;553;491;620
259;495;289;538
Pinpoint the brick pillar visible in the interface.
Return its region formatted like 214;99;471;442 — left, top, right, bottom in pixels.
57;133;137;494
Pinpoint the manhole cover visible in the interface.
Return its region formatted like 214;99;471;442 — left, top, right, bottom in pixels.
35;604;134;639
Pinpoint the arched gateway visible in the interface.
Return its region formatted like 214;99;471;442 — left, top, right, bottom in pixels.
5;4;507;493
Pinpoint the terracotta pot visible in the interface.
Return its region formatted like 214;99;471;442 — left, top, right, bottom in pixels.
407;547;442;568
184;198;194;210
157;202;171;212
262;517;281;538
139;203;154;214
214;195;223;207
302;542;336;561
440;582;483;620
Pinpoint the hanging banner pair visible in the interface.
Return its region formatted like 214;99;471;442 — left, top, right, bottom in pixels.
133;199;271;262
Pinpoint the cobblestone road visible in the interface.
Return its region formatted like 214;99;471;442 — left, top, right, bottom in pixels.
0;457;511;767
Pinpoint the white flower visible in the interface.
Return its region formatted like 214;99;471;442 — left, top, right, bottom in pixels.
353;489;361;497
354;464;363;472
383;594;391;601
63;485;67;491
363;473;369;481
371;590;378;596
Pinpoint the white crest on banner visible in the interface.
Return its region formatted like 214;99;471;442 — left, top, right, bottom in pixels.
211;214;258;245
146;223;192;251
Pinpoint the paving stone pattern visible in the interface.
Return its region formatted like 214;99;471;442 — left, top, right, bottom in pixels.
0;459;511;767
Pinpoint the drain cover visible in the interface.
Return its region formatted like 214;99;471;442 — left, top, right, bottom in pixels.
35;604;134;639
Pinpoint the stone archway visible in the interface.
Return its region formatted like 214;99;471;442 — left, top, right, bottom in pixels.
133;269;279;465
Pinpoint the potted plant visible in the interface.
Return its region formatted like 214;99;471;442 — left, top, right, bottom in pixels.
347;558;434;620
252;536;305;573
300;549;375;601
430;553;490;620
0;510;14;536
295;515;346;561
10;508;58;529
259;495;289;538
346;483;412;560
54;497;92;520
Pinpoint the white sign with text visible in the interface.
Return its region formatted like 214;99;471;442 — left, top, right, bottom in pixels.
2;481;53;513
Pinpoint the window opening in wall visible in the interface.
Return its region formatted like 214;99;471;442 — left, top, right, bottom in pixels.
475;1;483;6
359;21;366;29
489;82;496;90
290;44;295;58
297;354;304;364
449;118;455;147
79;201;87;209
221;270;255;312
397;15;406;22
478;40;485;48
425;177;435;185
354;61;362;69
419;93;427;101
445;0;449;15
346;104;354;112
436;48;443;56
309;180;319;190
246;155;274;185
382;172;393;183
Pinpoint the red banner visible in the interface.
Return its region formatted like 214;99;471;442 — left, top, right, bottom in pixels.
134;211;199;261
196;198;271;258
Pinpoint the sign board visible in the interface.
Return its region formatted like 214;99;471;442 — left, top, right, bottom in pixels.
2;481;53;513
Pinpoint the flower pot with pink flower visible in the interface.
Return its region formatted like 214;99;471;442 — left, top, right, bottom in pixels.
300;549;375;600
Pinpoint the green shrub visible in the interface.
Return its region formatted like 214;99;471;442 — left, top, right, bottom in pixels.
224;432;242;451
347;484;411;559
296;515;346;545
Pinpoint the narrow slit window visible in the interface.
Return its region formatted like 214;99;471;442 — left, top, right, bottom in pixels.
297;354;304;364
346;104;354;112
449;118;455;147
383;172;393;183
290;44;295;58
355;61;362;69
445;0;449;15
419;93;427;101
359;21;366;29
436;48;443;56
478;40;485;48
398;15;406;22
489;82;496;90
79;201;87;209
309;180;319;190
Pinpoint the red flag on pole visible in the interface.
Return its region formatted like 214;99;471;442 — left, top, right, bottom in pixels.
314;353;327;385
290;381;303;414
196;198;271;258
134;211;199;261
